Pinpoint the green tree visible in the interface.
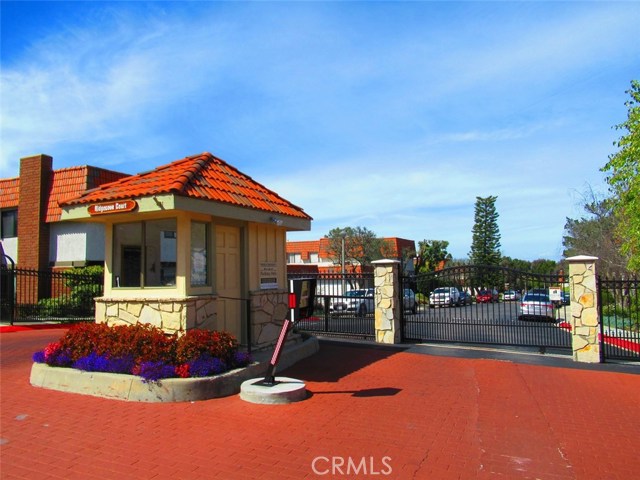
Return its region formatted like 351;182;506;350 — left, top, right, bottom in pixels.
530;259;558;275
469;195;501;266
602;80;640;272
562;190;628;276
324;226;384;271
500;256;531;272
415;240;452;273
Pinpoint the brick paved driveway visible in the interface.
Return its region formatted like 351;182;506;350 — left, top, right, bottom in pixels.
1;328;639;479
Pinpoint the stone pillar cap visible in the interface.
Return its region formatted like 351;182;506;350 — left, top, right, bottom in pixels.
371;259;401;265
566;255;599;262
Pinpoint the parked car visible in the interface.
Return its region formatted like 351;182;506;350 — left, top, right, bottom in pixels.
458;291;472;305
528;288;548;295
429;287;460;308
476;289;499;303
518;292;555;320
503;290;521;301
552;291;571;308
329;288;374;316
403;289;417;314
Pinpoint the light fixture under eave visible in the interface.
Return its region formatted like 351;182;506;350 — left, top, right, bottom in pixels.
270;216;284;226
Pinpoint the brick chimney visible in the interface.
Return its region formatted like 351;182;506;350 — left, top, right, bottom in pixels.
17;154;52;271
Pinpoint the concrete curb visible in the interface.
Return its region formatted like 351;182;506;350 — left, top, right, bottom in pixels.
29;336;320;402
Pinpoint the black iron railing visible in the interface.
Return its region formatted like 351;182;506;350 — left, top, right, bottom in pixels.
402;265;572;353
599;276;640;362
0;266;103;324
287;272;375;339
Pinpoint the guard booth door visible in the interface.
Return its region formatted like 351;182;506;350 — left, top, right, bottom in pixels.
216;225;242;339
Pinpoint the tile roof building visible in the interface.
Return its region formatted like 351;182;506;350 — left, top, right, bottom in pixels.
2;151;312;347
61;152;311;222
286;237;416;275
0;154;129;270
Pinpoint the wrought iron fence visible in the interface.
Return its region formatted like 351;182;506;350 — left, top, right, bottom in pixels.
0;266;103;324
402;265;572;353
598;275;640;362
287;272;375;339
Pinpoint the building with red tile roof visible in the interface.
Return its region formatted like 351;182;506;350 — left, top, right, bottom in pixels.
2;151;313;348
61;152;311;222
286;237;416;275
54;151;311;345
0;155;129;270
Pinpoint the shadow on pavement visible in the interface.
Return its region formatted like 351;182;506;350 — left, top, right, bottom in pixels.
281;338;408;382
307;387;402;399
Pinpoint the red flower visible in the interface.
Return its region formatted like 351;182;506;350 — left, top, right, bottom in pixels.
175;364;190;378
44;342;61;361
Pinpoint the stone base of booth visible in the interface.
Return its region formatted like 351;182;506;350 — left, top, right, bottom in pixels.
29;336;320;402
95;296;218;334
250;289;290;349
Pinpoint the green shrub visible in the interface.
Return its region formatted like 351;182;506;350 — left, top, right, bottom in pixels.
37;266;104;318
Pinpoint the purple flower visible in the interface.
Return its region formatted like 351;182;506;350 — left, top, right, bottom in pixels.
231;351;252;368
103;355;135;374
188;354;227;377
137;361;176;383
73;352;110;372
72;353;136;374
33;351;46;363
47;350;73;367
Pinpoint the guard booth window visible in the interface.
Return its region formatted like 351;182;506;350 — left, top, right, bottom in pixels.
113;219;177;287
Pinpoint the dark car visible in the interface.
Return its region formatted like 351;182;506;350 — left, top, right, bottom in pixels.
476;289;498;303
458;291;472;305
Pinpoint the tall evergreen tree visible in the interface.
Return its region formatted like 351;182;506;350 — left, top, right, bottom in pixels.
469;195;501;266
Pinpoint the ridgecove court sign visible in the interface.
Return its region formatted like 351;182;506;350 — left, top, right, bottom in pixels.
88;200;137;216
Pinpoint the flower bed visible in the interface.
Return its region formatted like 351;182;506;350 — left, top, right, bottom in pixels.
32;323;252;382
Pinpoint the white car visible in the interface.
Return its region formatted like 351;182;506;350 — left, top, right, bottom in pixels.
519;293;555;321
330;288;374;316
429;287;460;308
503;290;521;301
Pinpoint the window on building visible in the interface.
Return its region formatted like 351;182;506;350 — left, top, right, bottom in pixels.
113;219;177;287
1;210;17;239
191;221;209;287
287;253;301;264
309;252;319;263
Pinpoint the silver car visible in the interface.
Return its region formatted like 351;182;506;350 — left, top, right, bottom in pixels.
503;290;521;301
519;293;554;320
330;288;374;316
403;289;417;314
429;287;460;308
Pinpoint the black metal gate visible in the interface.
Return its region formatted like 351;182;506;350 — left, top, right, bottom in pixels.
401;265;572;353
0;266;102;324
598;276;640;362
288;272;375;339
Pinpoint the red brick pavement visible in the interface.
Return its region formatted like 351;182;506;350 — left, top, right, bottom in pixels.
1;329;639;479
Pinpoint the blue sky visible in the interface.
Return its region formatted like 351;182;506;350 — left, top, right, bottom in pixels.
1;1;639;261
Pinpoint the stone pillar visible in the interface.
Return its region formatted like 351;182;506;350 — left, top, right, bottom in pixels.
372;259;401;344
567;255;601;363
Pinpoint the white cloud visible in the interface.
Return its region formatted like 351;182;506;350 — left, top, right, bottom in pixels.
1;1;637;261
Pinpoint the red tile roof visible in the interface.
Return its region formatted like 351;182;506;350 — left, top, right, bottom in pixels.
47;166;129;222
61;152;312;220
0;177;19;209
0;166;129;222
